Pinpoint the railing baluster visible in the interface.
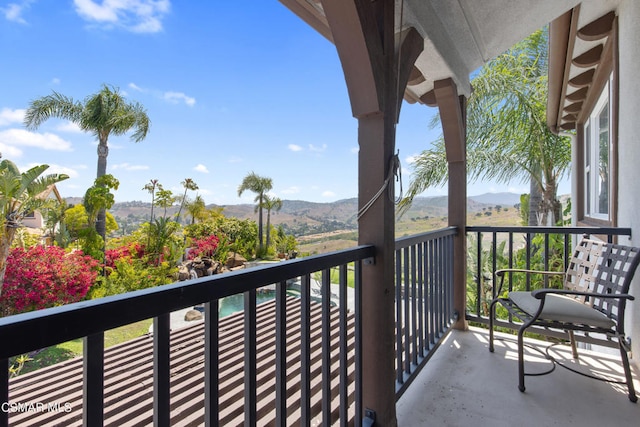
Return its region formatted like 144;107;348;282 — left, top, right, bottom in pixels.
403;247;411;375
476;232;482;317
429;239;435;346
275;281;287;427
395;248;403;384
301;274;311;427
544;233;550;288
1;357;8;427
339;264;348;427
84;332;104;427
153;314;170;427
410;245;418;365
204;300;219;427
354;260;363;427
244;289;257;427
417;242;424;357
321;269;331;427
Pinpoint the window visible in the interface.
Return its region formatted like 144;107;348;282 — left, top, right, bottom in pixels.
584;80;611;220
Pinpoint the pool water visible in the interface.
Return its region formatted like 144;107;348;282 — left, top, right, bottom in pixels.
217;290;280;318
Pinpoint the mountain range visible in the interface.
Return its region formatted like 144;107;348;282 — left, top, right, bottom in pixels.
88;192;523;237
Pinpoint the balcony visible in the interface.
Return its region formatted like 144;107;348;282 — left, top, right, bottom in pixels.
1;226;638;426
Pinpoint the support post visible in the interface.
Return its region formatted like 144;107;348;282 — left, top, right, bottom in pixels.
322;1;424;424
434;79;468;330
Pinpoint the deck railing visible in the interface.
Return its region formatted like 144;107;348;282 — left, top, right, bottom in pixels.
394;227;458;398
465;226;632;345
0;245;375;427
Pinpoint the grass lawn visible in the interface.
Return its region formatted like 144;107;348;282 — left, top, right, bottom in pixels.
11;318;153;376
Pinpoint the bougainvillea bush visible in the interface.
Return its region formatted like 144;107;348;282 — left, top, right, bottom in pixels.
0;246;99;317
188;235;220;260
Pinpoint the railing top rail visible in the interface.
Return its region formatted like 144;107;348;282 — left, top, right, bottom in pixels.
466;225;632;237
0;245;375;359
395;226;458;250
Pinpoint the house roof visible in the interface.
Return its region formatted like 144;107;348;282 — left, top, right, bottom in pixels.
279;0;585;104
8;297;357;426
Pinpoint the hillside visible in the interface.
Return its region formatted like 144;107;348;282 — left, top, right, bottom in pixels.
83;192;524;239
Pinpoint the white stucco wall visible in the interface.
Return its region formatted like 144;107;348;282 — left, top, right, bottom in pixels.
615;0;640;368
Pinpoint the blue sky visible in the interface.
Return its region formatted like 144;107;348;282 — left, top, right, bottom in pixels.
0;0;538;206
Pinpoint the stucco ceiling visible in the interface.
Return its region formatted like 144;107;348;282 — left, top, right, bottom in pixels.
280;0;618;105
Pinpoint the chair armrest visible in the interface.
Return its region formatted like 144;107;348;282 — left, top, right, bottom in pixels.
493;269;565;297
532;288;635;301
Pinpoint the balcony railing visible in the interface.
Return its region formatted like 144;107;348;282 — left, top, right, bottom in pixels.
7;225;624;425
465;226;632;346
0;246;375;427
394;227;458;398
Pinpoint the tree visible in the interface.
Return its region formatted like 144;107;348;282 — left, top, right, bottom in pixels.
237;172;273;255
262;194;282;250
185;195;206;225
175;178;198;222
0;160;69;293
143;179;160;224
24;84;150;239
155;188;175;218
400;29;570;225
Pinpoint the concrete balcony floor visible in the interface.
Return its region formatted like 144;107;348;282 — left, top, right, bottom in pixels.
397;327;640;426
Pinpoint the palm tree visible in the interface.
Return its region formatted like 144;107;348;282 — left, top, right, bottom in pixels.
185;195;206;225
143;179;160;224
262;194;282;250
237;172;273;254
24;84;150;239
400;29;570;225
0;160;69;292
175;178;198;223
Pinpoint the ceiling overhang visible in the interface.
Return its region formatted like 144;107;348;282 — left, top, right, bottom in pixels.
280;0;584;107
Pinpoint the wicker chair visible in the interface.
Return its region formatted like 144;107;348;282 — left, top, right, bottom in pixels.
488;238;640;402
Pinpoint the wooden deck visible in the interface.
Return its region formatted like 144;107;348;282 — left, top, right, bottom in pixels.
8;297;356;426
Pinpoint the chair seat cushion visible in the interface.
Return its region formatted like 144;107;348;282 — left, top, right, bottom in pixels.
508;291;615;330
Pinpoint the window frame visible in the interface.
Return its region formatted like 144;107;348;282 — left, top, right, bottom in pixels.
583;79;612;221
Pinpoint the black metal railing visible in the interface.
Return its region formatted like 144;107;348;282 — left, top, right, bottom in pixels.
394;227;458;398
0;246;375;427
465;226;632;343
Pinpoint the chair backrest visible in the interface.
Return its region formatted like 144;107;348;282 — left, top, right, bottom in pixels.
564;238;640;326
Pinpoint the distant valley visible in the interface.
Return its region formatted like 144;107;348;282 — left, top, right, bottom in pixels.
69;192;525;243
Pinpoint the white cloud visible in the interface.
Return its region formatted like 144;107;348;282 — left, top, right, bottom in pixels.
0;129;73;153
194;164;209;173
51;77;61;85
0;143;23;158
55;121;83;133
228;156;243;163
111;162;149;171
405;154;419;164
73;0;171;33
350;146;358;154
281;186;300;195
0;108;25;126
288;144;302;152
24;163;81;179
309;143;327;152
322;191;336;198
163;91;195;107
128;82;145;92
1;1;33;24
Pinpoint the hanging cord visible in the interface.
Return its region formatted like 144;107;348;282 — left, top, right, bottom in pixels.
356;150;403;220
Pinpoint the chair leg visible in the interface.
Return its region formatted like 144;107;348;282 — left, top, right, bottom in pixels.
517;326;527;392
568;330;579;359
489;298;499;353
619;338;638;403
